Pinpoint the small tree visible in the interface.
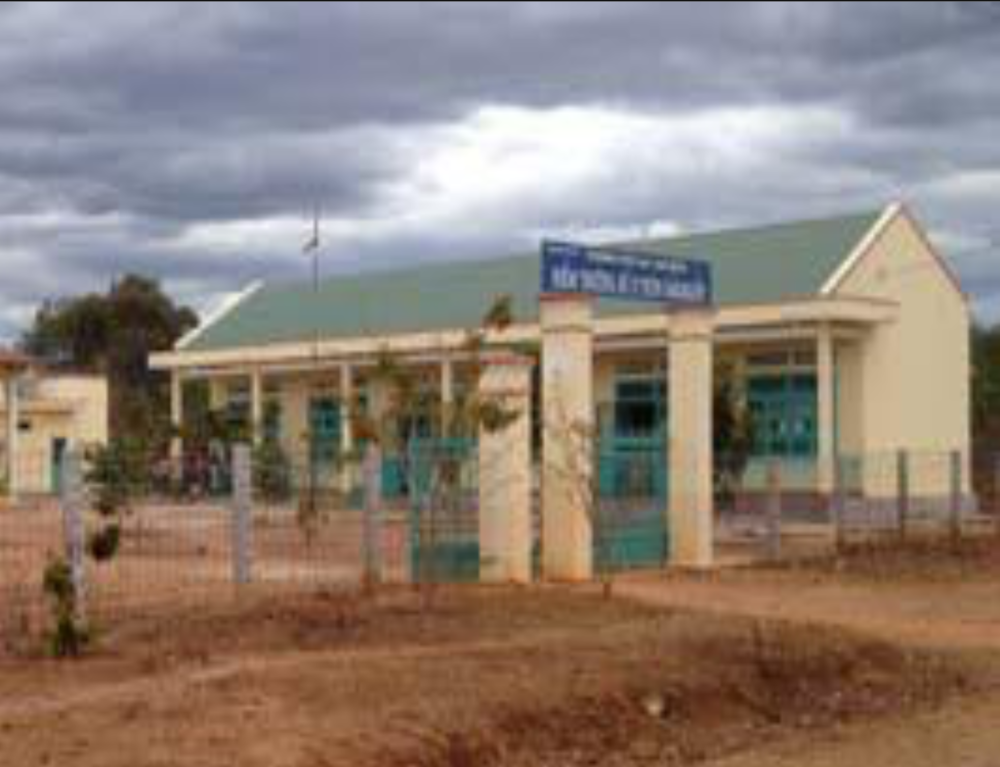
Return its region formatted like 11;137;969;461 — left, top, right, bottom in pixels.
84;439;146;562
254;402;293;504
345;295;523;602
714;360;755;508
42;557;89;658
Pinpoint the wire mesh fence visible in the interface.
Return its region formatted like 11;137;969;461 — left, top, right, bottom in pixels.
4;440;1000;653
0;444;400;651
0;495;58;652
251;446;410;589
0;438;491;651
716;449;996;565
406;439;482;584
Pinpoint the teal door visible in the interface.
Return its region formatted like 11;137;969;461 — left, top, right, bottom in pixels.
407;437;479;582
51;438;67;495
308;397;342;488
595;374;669;570
382;411;436;499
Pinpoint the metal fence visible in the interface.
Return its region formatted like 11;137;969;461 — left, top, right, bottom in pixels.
0;444;406;651
593;435;668;574
716;450;998;564
4;441;1000;652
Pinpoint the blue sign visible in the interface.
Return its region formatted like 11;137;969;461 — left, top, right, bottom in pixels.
540;241;713;305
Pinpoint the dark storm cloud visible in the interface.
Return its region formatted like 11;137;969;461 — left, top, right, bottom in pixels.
0;1;999;339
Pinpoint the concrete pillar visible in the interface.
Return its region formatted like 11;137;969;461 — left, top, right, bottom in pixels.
478;354;533;584
250;369;264;446
440;356;454;436
541;295;594;581
339;363;354;494
281;379;310;458
366;376;391;431
5;376;19;500
668;311;715;568
231;444;253;586
60;448;86;615
817;324;836;494
169;370;183;462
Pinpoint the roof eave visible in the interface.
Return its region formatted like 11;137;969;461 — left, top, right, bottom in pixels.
175;281;264;352
819;202;902;297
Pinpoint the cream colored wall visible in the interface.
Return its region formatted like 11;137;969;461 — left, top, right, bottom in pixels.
835;211;970;495
277;378;310;457
208;378;229;410
836;340;865;457
37;376;109;445
12;411;70;493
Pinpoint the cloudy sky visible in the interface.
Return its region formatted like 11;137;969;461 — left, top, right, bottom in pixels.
0;1;999;340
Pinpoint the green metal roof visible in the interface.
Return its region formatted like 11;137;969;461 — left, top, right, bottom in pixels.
184;209;883;352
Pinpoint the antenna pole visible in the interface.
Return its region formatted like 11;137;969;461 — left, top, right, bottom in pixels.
304;204;322;519
311;204;321;369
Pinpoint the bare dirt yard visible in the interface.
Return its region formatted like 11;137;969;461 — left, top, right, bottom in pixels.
1;537;999;766
619;537;1000;767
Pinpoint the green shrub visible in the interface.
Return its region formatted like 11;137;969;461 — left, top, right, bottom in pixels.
253;438;292;503
42;558;89;658
87;524;122;562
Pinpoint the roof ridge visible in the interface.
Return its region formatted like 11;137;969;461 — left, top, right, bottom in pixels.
634;208;885;249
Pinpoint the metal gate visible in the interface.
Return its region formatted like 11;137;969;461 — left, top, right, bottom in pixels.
406;438;480;583
595;434;669;571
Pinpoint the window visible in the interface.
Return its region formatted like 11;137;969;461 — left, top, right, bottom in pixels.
747;372;817;458
309;397;341;464
613;375;666;439
262;399;282;443
225;381;250;433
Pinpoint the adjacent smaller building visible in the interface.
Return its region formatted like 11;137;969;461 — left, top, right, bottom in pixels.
0;351;108;497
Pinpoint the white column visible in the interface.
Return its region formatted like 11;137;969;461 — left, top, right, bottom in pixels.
339;363;354;453
339;363;354;494
250;369;264;446
478;354;533;584
440;356;454;436
541;295;594;581
817;324;836;494
169;370;183;462
668;310;715;569
5;376;20;500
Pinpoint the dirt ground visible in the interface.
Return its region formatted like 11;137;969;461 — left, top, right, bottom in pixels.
618;537;1000;767
1;538;1000;766
618;537;1000;653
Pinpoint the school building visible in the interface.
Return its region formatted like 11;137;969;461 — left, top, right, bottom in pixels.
150;202;971;577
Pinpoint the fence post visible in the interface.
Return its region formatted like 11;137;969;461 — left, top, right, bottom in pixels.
896;449;909;542
231;444;252;588
995;454;1000;539
831;454;845;553
949;450;962;548
60;449;87;620
362;443;383;592
765;458;782;561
